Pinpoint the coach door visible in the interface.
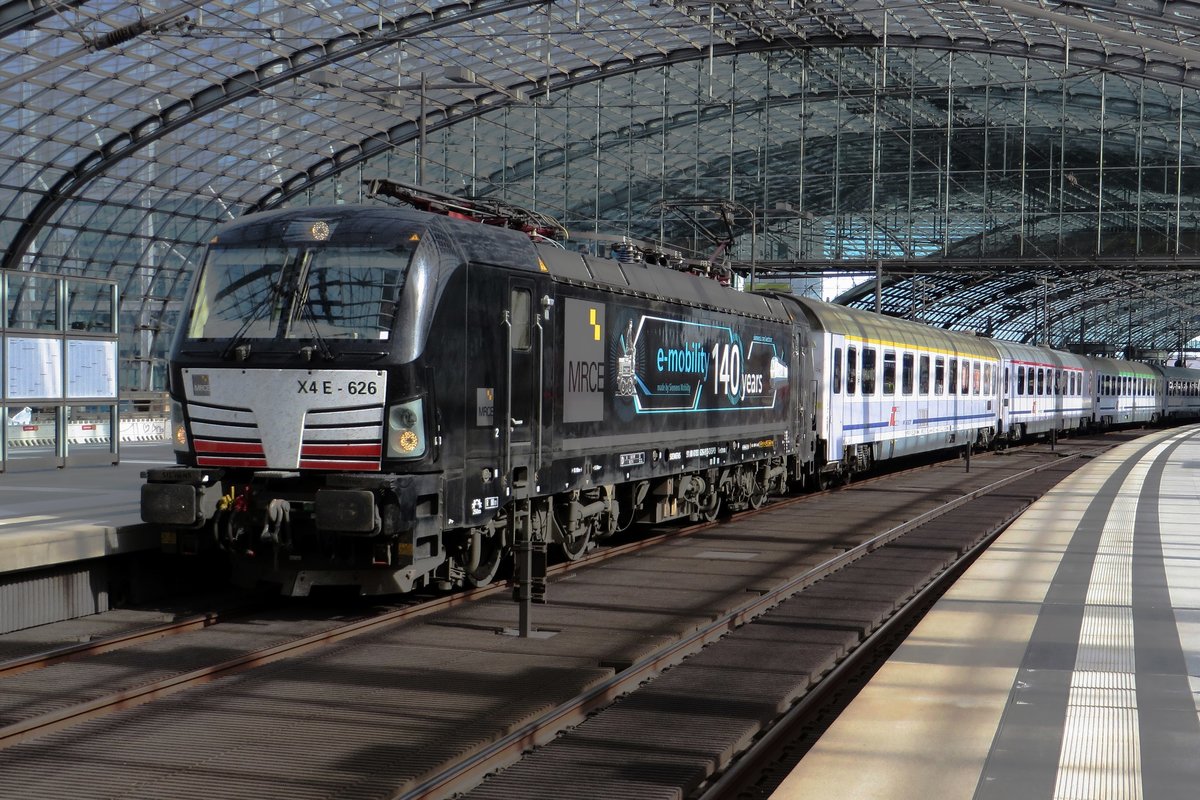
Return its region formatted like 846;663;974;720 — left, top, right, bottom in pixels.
826;333;847;457
503;279;538;494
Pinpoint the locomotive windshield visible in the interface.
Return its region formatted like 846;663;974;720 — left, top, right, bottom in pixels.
185;241;417;342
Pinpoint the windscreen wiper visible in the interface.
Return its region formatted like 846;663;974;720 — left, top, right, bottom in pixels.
220;267;288;361
295;291;336;362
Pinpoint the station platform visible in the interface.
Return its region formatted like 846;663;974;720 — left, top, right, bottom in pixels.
770;424;1200;799
0;442;173;577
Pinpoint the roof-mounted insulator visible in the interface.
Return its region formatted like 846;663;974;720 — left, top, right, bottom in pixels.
92;19;151;50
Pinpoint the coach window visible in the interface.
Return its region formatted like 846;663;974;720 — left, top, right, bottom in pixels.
984;363;993;394
972;362;982;394
847;347;858;394
902;353;914;395
862;348;877;395
934;357;945;394
882;352;897;394
510;289;532;350
919;355;930;394
1017;367;1025;395
832;347;842;394
1036;368;1044;396
948;359;958;395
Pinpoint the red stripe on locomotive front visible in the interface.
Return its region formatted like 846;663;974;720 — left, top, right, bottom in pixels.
300;443;382;458
196;456;269;468
194;439;265;455
299;459;380;471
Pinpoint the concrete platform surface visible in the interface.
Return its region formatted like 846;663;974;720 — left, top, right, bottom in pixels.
0;442;173;575
770;424;1200;800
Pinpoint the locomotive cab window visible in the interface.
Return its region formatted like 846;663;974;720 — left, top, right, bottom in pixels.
509;288;532;350
184;239;417;342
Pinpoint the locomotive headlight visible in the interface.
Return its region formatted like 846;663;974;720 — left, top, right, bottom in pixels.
170;400;188;451
386;398;426;458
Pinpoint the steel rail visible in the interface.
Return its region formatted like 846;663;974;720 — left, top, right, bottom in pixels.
0;583;503;749
0;609;232;678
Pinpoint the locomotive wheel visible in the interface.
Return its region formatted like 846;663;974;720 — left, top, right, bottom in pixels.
551;500;593;561
748;483;768;509
557;528;591;561
461;525;506;588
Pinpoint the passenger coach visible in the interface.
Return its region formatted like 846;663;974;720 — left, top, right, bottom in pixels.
992;341;1093;442
1092;357;1159;427
786;298;1000;481
1159;365;1200;421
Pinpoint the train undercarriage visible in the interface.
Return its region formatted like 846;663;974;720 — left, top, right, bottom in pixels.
144;454;796;597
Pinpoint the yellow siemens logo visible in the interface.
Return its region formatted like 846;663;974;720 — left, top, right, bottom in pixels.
589;308;601;341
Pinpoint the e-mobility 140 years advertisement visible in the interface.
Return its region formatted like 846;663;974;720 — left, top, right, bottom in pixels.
563;297;789;428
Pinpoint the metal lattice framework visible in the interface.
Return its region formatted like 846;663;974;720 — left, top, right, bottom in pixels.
6;1;1200;392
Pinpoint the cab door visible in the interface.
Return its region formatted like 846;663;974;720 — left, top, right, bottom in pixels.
504;278;537;495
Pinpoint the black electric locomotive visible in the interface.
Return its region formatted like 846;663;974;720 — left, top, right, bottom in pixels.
142;205;816;595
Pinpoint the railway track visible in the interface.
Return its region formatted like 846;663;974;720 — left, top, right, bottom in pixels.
0;431;1136;799
448;442;1099;800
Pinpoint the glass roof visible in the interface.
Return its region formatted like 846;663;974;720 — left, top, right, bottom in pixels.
6;0;1200;392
